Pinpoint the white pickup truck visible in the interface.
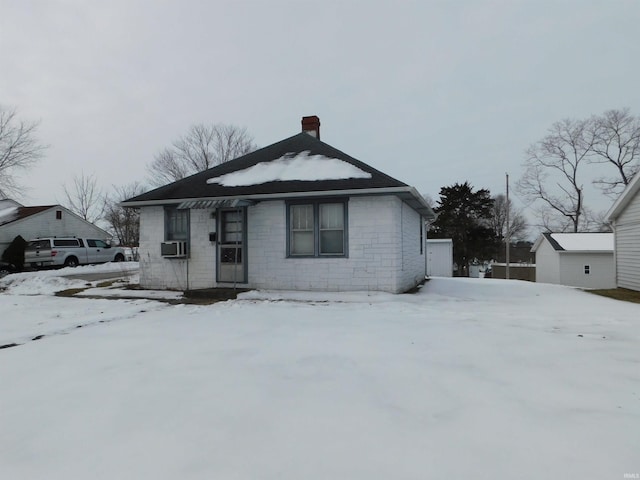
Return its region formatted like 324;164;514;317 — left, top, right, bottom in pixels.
25;237;126;268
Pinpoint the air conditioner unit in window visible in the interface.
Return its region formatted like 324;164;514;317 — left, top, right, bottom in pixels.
161;241;188;258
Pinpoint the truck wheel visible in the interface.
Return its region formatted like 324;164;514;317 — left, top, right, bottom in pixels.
64;257;79;268
114;253;125;262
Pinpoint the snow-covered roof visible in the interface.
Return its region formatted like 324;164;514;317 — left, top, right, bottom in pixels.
123;131;436;220
0;206;19;225
533;232;613;252
206;151;372;187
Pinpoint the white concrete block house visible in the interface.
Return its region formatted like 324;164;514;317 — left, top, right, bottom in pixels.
606;170;640;291
123;116;436;293
0;199;111;254
531;232;615;289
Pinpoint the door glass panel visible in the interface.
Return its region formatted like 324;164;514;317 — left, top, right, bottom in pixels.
220;247;242;263
222;211;243;243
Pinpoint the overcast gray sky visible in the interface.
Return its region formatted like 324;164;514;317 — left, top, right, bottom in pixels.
2;0;639;225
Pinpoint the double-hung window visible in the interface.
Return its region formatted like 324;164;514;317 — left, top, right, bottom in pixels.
165;207;189;241
288;200;347;257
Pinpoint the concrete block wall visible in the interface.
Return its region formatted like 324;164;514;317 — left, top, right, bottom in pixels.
246;196;406;293
139;195;426;293
398;201;426;291
186;209;216;289
138;206;189;290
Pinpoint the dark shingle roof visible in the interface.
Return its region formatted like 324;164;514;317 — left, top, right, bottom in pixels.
125;133;409;204
543;232;564;251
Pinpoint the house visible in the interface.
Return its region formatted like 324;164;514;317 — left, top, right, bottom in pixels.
606;170;640;291
530;232;615;289
122;116;436;293
0;199;111;255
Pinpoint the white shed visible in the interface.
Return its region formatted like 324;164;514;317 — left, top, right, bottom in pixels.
531;233;615;289
426;239;453;277
606;171;640;291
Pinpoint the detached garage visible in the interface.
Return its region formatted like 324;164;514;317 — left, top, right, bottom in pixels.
531;233;615;289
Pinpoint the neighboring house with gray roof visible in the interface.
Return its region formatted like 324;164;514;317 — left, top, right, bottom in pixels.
0;199;111;255
122;116;436;293
606;170;640;291
531;232;615;289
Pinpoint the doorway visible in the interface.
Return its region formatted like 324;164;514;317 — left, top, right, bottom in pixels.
217;208;246;283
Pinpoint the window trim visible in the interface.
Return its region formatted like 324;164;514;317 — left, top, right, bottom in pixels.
286;198;348;258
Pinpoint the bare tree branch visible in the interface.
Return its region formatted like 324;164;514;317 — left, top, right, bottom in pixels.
0;106;47;198
104;182;146;246
490;194;528;242
147;124;257;187
588;108;640;197
62;172;105;223
517;118;593;232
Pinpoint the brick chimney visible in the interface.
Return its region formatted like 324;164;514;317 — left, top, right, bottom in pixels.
301;115;320;140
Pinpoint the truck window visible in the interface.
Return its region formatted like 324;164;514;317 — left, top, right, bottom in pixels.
53;239;80;247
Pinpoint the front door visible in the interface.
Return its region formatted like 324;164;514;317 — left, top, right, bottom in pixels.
218;208;246;283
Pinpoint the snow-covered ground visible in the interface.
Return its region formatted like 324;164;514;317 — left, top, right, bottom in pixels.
1;268;639;479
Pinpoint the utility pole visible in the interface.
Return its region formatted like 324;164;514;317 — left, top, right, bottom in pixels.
506;173;510;280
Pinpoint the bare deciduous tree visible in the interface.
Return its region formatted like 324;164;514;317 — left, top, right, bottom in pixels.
490;194;527;242
147;124;257;187
104;182;146;246
588;108;640;196
0;106;46;198
517;118;595;232
62;172;104;223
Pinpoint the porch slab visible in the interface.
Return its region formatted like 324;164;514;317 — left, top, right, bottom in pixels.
184;287;251;301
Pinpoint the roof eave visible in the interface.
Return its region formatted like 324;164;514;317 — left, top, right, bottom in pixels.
606;170;640;221
122;186;437;220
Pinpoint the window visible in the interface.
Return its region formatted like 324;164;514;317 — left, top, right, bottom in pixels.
165;207;189;241
56;210;62;220
87;239;108;248
291;205;314;255
288;200;347;257
53;239;81;247
584;265;591;275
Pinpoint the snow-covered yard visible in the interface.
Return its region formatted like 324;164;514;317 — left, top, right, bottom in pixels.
1;269;639;479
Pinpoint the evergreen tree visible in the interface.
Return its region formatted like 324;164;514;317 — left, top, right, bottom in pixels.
1;235;27;270
430;182;499;276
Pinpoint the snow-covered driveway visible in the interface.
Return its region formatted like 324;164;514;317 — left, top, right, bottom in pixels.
1;273;638;479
